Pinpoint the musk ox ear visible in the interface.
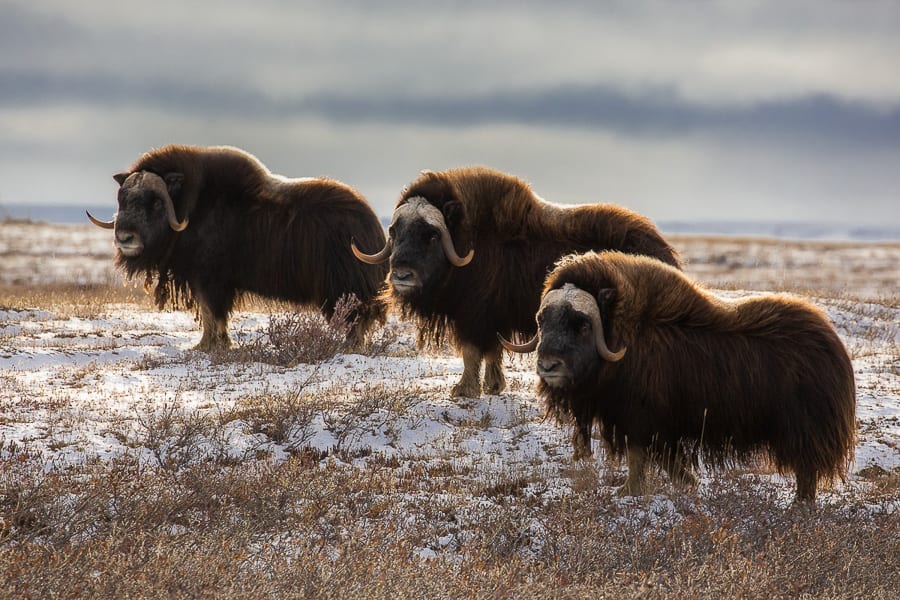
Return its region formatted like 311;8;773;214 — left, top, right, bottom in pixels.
441;200;464;230
163;172;184;198
595;288;617;326
596;288;617;310
113;172;130;186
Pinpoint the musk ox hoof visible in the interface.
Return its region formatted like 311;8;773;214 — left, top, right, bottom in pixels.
482;379;506;396
193;335;231;353
451;380;482;399
616;480;647;497
790;495;817;512
482;367;506;396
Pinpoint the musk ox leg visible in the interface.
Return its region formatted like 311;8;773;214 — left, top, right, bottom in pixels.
329;293;381;352
794;469;817;505
195;304;231;352
344;317;369;352
658;450;698;491
618;446;649;496
482;347;506;395
451;342;483;398
571;420;593;462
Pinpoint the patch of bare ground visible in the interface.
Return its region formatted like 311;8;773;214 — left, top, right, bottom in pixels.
672;235;900;304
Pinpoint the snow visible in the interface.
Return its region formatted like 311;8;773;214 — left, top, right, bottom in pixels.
1;222;898;509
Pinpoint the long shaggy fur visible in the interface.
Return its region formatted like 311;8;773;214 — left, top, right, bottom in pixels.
389;167;681;353
115;145;387;339
541;251;857;498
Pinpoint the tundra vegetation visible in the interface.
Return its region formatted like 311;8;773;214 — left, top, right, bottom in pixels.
1;221;898;598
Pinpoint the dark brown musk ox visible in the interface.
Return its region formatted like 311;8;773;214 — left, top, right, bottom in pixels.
87;145;388;351
500;251;857;504
351;166;680;398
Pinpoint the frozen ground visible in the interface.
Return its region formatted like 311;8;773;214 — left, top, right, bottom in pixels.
1;222;898;509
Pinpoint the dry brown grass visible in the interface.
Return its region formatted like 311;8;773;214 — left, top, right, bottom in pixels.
0;282;152;317
1;231;899;598
1;447;897;599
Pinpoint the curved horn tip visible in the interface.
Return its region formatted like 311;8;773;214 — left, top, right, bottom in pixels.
496;332;538;353
603;346;627;362
453;249;475;267
85;210;115;229
351;238;392;264
171;218;189;232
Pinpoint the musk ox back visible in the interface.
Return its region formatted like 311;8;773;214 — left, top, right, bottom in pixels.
352;166;680;398
502;251;856;504
87;145;388;350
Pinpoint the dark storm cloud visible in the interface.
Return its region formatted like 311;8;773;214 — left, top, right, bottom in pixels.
0;69;266;115
3;67;898;147
304;86;900;146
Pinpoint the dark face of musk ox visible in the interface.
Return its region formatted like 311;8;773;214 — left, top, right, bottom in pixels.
386;204;454;298
530;285;623;392
112;171;183;264
535;303;603;391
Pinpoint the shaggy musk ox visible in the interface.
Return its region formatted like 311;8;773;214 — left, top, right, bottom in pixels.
352;166;680;397
87;145;388;350
501;251;856;503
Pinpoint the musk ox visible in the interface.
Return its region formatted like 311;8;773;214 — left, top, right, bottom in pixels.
352;166;680;397
500;251;856;503
87;145;388;350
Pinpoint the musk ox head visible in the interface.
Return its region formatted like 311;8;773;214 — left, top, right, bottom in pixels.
351;197;473;297
87;171;188;262
500;283;625;391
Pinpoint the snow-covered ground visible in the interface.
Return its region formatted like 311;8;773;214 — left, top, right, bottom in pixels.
1;222;898;508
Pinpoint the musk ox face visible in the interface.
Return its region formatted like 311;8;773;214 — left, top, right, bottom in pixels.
535;302;600;390
387;201;454;296
110;171;188;262
501;283;626;391
352;197;473;298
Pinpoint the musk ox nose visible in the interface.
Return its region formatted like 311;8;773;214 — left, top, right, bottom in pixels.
390;267;420;292
538;357;564;375
116;230;136;246
114;228;144;257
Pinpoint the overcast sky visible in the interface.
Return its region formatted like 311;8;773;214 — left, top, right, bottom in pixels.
2;0;899;227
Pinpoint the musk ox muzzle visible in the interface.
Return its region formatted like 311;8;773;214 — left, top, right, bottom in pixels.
351;197;474;268
498;283;626;362
87;171;189;239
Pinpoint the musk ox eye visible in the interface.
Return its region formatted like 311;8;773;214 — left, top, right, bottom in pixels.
578;321;592;336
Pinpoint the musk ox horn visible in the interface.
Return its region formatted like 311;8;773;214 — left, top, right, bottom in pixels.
497;332;538;353
86;210;115;229
544;283;626;362
437;222;474;267
162;192;189;232
351;238;392;264
404;197;474;267
589;309;626;362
